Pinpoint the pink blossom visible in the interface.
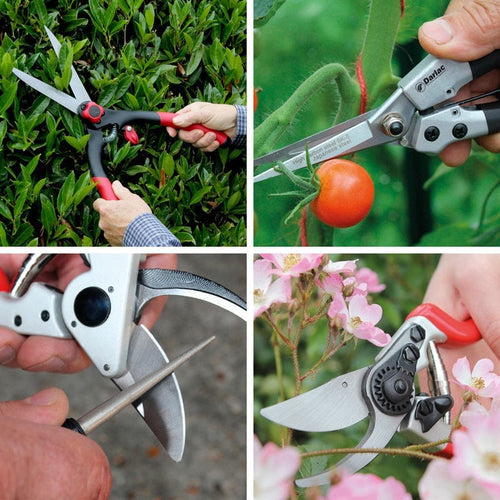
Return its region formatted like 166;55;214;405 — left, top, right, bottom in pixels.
317;272;343;295
452;357;500;398
323;259;358;275
254;436;300;500
327;293;390;346
254;259;291;318
324;472;411;500
419;458;495;500
260;253;324;277
355;267;386;293
448;411;500;494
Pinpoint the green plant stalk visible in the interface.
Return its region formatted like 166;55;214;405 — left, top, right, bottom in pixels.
304;0;402;246
360;0;402;107
301;445;446;463
254;63;360;157
476;177;500;233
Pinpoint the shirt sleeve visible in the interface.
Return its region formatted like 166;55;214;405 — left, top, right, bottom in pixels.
123;213;182;247
231;104;247;148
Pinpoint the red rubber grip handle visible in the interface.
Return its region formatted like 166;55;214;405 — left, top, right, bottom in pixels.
93;177;119;201
157;112;228;145
406;303;481;346
0;267;11;292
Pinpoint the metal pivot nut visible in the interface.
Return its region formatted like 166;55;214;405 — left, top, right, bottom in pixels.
382;114;405;137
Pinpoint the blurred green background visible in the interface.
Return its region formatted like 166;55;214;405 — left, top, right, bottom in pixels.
254;0;500;246
254;253;440;497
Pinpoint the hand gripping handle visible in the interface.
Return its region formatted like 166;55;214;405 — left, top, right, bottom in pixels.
406;303;481;346
157;112;228;146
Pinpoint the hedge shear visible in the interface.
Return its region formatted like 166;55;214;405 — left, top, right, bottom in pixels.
260;303;481;487
13;27;228;200
254;49;500;182
0;253;246;461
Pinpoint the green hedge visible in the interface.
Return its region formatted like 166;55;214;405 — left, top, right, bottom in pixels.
0;0;246;246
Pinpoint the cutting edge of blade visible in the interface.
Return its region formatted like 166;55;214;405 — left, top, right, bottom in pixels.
254;110;377;167
44;26;92;103
12;68;80;114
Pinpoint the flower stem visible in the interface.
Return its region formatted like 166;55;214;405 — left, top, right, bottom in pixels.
301;445;446;463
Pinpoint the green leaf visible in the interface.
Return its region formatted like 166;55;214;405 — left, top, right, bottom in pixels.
40;194;58;232
57;171;76;215
1;52;13;78
185;46;203;76
189;186;212;205
0;82;17;116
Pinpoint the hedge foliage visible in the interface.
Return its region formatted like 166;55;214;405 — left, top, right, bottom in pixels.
0;0;246;246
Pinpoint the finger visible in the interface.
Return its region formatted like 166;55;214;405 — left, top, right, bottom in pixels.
111;180;132;200
0;387;69;426
2;417;112;499
177;129;205;144
418;0;500;61
477;131;500;153
166;126;178;138
0;327;26;366
439;139;472;166
16;336;91;373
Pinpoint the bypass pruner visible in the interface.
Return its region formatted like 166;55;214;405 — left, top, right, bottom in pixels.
0;253;246;461
260;303;480;487
255;50;500;182
13;27;228;200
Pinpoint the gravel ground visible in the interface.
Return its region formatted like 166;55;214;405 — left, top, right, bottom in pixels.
0;253;247;499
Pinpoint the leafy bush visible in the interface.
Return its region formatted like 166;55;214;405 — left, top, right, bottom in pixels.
0;0;246;246
254;0;500;246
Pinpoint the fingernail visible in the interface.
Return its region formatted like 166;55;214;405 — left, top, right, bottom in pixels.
27;356;66;372
0;345;15;364
421;18;454;44
24;388;59;406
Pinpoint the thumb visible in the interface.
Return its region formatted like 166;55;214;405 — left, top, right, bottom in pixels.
111;180;132;200
0;387;69;426
418;0;500;60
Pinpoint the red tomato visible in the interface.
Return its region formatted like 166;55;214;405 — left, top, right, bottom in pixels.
253;88;258;112
310;159;374;228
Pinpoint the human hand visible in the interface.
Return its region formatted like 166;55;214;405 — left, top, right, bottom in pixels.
0;253;176;373
93;180;152;246
166;102;238;152
418;0;500;166
421;254;500;413
0;387;111;499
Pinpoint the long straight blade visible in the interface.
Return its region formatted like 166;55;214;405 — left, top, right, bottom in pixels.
12;68;80;113
260;367;369;432
254;111;375;167
44;26;91;103
254;119;385;183
112;324;187;462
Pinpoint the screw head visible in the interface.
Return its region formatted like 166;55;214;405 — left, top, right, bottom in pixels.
424;126;440;142
453;123;468;139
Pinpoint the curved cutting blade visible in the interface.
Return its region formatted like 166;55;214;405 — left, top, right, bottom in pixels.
112;324;186;462
261;367;369;432
136;269;247;320
296;412;402;487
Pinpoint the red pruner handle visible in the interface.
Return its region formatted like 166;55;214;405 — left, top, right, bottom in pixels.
0;267;11;292
407;303;481;347
157;112;228;146
93;177;119;201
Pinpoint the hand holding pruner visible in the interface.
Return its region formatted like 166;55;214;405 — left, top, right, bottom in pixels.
0;254;246;461
255;50;500;182
260;303;480;487
13;27;229;200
